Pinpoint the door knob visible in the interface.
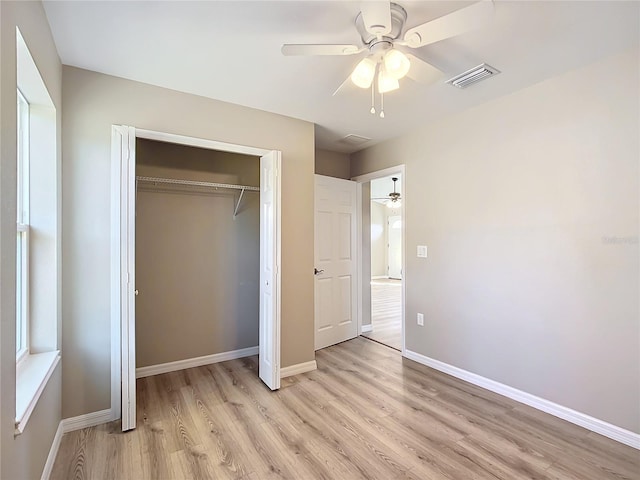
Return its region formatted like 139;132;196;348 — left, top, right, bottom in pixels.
314;268;324;275
134;289;139;296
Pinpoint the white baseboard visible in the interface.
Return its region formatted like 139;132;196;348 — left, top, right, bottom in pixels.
361;324;373;334
136;346;259;378
61;408;112;434
281;360;317;378
40;421;63;480
404;349;640;450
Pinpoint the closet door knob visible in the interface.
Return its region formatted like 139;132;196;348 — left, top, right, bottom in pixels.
134;289;139;296
314;268;324;275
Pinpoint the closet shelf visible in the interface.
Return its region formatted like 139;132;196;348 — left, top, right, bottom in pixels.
136;176;259;217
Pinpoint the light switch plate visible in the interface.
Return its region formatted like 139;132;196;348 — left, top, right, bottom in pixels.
417;313;424;326
417;245;428;258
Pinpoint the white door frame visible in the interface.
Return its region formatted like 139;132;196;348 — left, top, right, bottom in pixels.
110;126;281;430
352;165;406;353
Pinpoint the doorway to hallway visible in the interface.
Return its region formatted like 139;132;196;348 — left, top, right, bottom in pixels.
360;173;404;351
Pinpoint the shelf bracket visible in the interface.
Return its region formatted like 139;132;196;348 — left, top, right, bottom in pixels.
233;188;246;217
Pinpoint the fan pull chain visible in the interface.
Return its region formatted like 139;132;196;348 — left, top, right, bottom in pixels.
379;92;385;118
370;82;376;115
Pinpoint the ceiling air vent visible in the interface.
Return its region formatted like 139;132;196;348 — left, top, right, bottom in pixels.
446;63;500;89
339;134;371;146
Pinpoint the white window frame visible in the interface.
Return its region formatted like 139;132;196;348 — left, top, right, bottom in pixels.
16;89;30;364
14;27;60;436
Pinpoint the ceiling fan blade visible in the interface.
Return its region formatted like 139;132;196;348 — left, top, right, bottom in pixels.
405;54;444;85
332;74;353;96
403;0;494;48
360;1;392;36
281;44;362;56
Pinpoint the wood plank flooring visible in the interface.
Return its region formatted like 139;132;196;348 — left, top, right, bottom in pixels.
363;279;402;350
51;337;639;480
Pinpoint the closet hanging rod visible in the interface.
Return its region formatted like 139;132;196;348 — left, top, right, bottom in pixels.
136;176;260;191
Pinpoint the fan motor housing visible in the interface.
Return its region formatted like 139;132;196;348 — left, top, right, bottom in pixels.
355;3;407;46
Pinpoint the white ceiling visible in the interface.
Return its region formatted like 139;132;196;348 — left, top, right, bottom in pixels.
43;1;639;153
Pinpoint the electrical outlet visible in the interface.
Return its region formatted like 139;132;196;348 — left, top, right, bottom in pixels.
417;245;427;258
417;313;424;326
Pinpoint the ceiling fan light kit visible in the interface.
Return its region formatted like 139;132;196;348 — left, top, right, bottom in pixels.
378;69;399;94
281;0;496;116
388;177;401;207
351;57;377;88
372;177;402;207
383;49;411;80
387;177;401;207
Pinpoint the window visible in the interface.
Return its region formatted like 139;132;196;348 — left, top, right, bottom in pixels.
14;27;60;435
16;89;29;363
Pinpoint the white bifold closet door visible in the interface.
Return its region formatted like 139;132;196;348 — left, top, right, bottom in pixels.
259;150;281;390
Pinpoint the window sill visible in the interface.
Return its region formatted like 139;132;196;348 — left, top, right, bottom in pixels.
15;351;60;435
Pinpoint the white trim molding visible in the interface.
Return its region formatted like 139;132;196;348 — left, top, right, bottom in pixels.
15;351;60;434
136;129;269;157
404;349;640;450
40;421;63;480
281;360;318;378
61;409;113;434
361;324;373;334
136;346;259;379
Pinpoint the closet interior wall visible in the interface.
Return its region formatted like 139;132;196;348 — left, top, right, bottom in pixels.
135;138;260;368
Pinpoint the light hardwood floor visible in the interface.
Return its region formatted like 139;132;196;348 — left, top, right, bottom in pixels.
363;279;402;350
51;337;639;480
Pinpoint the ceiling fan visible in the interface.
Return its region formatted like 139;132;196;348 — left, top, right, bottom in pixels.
281;0;494;116
373;177;402;208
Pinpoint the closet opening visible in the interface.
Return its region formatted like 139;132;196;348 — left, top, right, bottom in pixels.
135;138;262;379
111;126;281;432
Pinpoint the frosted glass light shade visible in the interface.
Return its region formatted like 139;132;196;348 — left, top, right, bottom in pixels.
350;57;377;88
378;70;399;93
383;49;410;80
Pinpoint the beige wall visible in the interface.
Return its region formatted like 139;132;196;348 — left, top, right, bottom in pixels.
0;1;62;478
352;50;640;433
315;148;351;179
62;66;315;418
135;139;260;367
371;201;387;277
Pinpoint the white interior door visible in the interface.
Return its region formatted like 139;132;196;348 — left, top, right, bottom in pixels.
388;215;402;279
314;175;357;350
112;125;136;431
259;151;281;389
